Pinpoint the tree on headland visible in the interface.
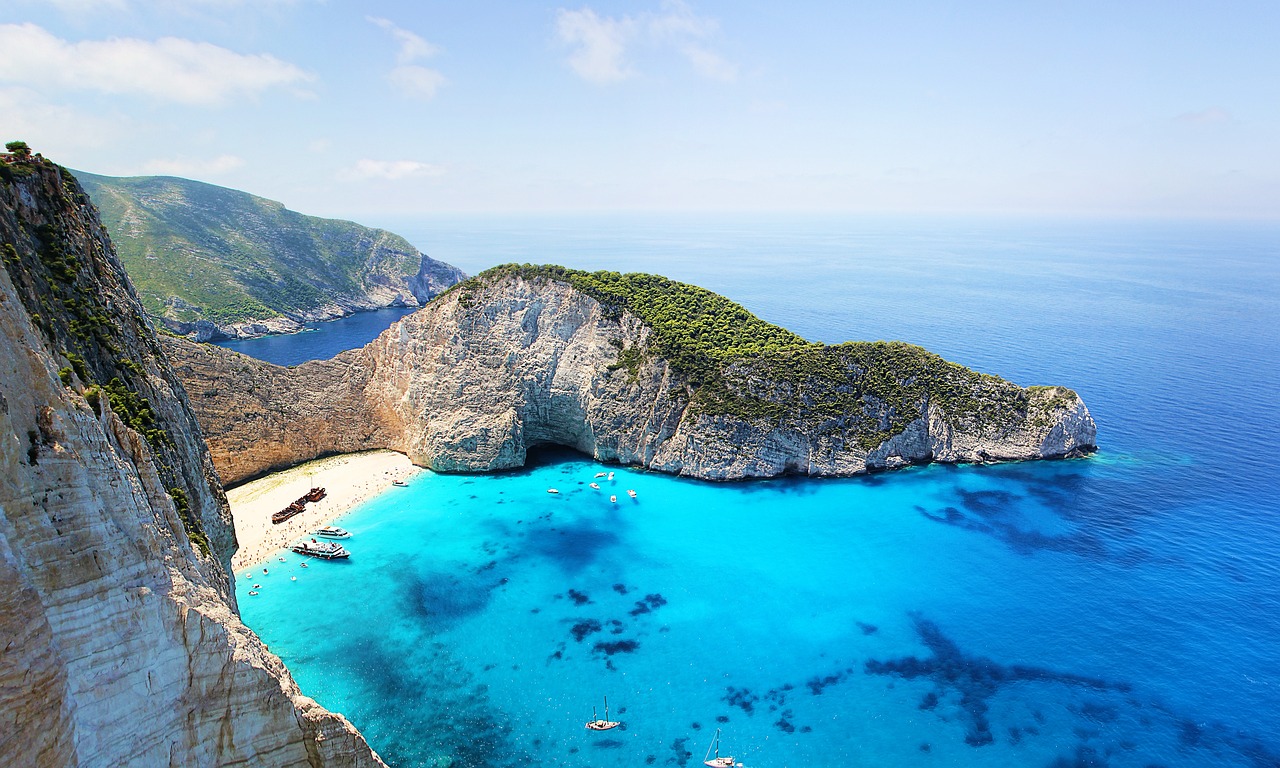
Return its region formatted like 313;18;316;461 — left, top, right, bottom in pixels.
4;141;32;160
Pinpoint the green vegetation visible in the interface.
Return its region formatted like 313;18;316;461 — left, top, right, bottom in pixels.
473;265;1043;449
168;487;209;557
4;141;31;160
74;171;449;327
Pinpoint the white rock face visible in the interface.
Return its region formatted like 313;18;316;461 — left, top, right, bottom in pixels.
0;161;385;768
169;273;1096;486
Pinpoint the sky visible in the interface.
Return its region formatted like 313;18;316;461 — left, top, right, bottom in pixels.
1;0;1278;220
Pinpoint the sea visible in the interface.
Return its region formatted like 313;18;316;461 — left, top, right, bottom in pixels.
232;214;1280;768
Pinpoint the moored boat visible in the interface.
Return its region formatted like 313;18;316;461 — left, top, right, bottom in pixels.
703;729;740;767
627;489;637;498
314;526;350;539
584;696;620;731
291;539;350;559
392;479;408;487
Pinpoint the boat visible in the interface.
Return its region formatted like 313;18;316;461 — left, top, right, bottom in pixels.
584;696;620;731
703;729;740;767
291;539;350;559
304;487;327;502
271;501;306;524
548;488;559;494
608;472;615;480
590;482;601;490
392;479;408;487
627;489;637;498
594;472;607;478
314;525;351;539
610;495;617;503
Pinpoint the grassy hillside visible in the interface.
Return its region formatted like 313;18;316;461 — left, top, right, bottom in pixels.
76;171;462;327
473;264;1066;448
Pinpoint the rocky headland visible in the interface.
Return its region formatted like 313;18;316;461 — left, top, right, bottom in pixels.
76;171;466;341
166;265;1096;486
0;151;384;766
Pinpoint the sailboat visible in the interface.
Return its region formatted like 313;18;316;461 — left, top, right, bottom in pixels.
703;729;740;767
584;696;620;731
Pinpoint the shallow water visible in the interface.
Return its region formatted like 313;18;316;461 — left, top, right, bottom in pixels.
236;215;1280;767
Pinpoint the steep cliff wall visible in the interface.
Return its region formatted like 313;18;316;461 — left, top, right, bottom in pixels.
0;153;385;766
167;267;1095;486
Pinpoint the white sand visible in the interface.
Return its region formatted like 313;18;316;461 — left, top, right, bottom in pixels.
226;449;420;571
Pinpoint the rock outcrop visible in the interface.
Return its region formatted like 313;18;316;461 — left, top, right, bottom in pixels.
75;170;466;340
164;266;1096;486
0;152;385;766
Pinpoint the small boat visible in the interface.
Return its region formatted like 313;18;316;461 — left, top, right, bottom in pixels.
627;489;637;498
584;696;620;731
548;488;560;494
248;590;259;596
590;482;601;490
703;729;740;767
392;480;409;487
594;472;607;478
299;563;308;569
291;539;350;560
314;525;351;539
610;495;617;503
608;472;615;480
290;576;297;581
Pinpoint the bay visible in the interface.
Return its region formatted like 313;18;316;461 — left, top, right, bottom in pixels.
234;214;1280;767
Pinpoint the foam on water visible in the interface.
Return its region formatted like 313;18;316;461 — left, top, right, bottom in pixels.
235;215;1280;767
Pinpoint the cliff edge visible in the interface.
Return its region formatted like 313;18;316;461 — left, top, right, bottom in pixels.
165;265;1096;486
0;149;385;766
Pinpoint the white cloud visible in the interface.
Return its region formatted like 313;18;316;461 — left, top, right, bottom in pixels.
556;1;736;84
141;154;244;176
341;159;445;181
367;16;447;101
556;8;637;83
0;23;313;106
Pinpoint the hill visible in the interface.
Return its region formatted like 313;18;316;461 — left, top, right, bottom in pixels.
76;171;465;339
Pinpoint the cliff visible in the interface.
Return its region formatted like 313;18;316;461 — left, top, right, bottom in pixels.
75;171;466;340
0;150;385;766
165;265;1096;486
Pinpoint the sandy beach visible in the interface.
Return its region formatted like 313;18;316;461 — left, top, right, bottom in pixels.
226;449;420;571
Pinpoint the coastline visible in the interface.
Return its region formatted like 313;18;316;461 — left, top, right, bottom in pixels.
227;449;420;571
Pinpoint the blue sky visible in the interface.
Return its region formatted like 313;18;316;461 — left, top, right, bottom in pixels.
2;1;1277;219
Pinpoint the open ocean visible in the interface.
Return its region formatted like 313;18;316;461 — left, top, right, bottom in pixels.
233;215;1280;767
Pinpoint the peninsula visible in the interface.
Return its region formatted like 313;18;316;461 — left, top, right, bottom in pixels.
166;264;1097;486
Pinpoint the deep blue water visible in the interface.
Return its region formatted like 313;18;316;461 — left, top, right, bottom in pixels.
235;215;1280;767
214;307;418;366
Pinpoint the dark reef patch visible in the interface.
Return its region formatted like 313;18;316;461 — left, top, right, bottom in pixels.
629;593;669;616
570;619;603;642
669;736;692;767
723;686;759;716
865;613;1127;748
594;639;639;656
568;588;592;605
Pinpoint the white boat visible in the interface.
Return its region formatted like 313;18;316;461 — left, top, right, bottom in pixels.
627;489;637;498
703;729;740;767
584;696;620;731
594;472;607;478
608;472;615;480
590;482;601;490
291;539;350;559
610;495;617;503
392;480;408;487
314;526;350;539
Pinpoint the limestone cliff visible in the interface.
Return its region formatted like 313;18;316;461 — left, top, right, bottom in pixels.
165;266;1096;486
0;151;385;766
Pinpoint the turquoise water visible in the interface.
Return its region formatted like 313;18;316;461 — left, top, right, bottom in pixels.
236;216;1280;767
